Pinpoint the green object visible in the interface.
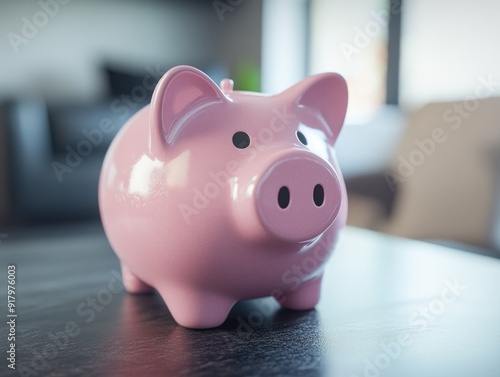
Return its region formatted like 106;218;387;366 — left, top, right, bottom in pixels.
233;60;260;92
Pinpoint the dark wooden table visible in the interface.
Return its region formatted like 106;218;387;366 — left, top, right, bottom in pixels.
1;223;499;377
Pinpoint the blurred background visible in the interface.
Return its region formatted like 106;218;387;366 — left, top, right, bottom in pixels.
0;0;499;257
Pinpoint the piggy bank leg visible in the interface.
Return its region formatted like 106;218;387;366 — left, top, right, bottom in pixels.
280;276;323;310
121;264;154;294
157;287;235;329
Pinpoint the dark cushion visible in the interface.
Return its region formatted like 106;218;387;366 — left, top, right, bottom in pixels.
48;101;133;155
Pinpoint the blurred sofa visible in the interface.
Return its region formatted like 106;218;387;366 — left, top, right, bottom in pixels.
0;64;155;225
3;99;130;224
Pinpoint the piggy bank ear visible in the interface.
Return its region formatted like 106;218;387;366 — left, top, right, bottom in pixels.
287;73;348;144
149;66;226;149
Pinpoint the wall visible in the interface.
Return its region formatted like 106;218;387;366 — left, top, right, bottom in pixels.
400;0;500;107
0;0;218;103
0;0;263;103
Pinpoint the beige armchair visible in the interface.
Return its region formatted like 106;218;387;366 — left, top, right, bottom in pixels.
349;97;500;255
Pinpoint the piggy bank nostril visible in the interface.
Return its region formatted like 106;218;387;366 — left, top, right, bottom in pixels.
313;184;324;207
278;186;290;209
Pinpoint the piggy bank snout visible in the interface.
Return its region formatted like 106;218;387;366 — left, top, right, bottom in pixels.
256;153;342;243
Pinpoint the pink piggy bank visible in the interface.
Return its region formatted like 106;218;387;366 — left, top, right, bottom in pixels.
99;66;348;329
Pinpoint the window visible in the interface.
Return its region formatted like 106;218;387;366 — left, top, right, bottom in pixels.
400;0;500;107
310;0;389;123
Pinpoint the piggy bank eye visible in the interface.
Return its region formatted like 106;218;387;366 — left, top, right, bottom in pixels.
296;131;308;145
232;131;250;149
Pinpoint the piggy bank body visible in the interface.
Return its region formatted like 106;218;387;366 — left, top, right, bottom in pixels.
99;66;348;328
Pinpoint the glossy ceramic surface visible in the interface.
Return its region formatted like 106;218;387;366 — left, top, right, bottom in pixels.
98;65;348;328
